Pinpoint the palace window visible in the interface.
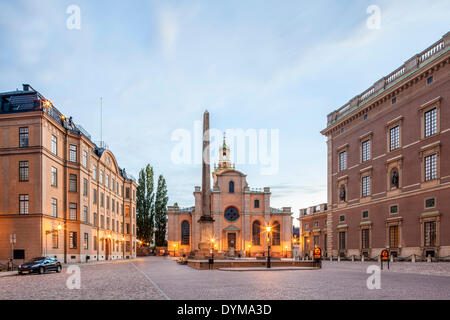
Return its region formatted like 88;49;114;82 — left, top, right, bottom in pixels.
424;108;437;137
94;236;97;251
69;145;77;163
51;167;57;187
272;222;280;246
82;150;88;168
100;193;104;207
69;203;77;220
51;198;57;218
93;189;97;204
389;225;399;248
229;181;235;193
254;199;260;208
19;127;29;147
93;213;97;227
339;151;347;171
389;125;400;151
339;231;346;250
362;140;371;162
83;206;88;223
19;161;29;181
69;174;77;192
51;135;57;155
252;221;261;245
84;233;89;250
424;154;437;181
19;194;29;214
181;221;190;245
83;178;88;196
424;221;436;247
100;215;105;228
362;176;371;197
361;229;370;249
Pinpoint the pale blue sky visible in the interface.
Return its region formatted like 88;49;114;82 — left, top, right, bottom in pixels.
1;0;449;222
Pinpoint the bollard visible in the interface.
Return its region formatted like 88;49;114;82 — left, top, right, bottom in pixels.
412;254;416;263
361;255;365;262
351;255;355;262
337;255;341;262
390;255;394;263
427;254;431;263
329;256;332;261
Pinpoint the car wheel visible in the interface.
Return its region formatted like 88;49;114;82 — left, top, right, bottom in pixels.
18;271;23;275
39;267;45;274
56;265;62;273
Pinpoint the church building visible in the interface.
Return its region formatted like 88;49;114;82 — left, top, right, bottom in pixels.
167;135;293;258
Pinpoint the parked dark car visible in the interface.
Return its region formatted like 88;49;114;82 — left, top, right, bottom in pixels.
18;257;62;275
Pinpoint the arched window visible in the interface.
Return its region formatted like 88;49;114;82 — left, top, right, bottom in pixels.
229;181;235;193
272;221;281;246
252;221;261;245
181;221;190;245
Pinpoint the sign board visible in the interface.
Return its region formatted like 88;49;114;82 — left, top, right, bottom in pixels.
10;233;16;244
381;249;389;261
313;247;322;259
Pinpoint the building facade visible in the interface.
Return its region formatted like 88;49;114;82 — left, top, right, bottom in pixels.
298;204;328;258
300;32;450;259
0;85;137;264
167;139;293;258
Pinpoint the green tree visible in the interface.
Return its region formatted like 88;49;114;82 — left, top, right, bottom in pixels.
136;164;155;244
154;175;169;246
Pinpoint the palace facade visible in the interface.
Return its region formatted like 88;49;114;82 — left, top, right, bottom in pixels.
300;32;450;259
167;139;293;258
0;85;137;264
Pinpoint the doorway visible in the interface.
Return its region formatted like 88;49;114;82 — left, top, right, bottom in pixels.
227;233;236;250
105;239;110;260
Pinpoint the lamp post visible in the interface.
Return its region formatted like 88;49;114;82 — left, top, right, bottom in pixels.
122;237;125;259
247;244;252;258
266;226;272;268
173;243;177;257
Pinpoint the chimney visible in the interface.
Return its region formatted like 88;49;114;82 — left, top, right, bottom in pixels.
23;84;30;92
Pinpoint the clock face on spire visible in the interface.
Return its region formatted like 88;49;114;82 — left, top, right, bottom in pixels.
224;207;240;222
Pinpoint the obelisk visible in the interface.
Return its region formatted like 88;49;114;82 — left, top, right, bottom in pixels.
197;110;214;255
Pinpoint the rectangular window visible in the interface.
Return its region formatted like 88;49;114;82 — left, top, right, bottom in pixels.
69;232;77;249
389;225;399;248
425;198;435;208
83;178;88;196
93;213;97;227
84;233;89;250
93;165;97;180
101;215;105;229
52;232;58;249
101;193;104;207
339;215;345;222
51;135;57;155
424;221;436;247
69;174;77;192
19;194;29;214
324;234;327;252
112;199;115;212
390;205;398;214
69;145;77;163
83;206;88;223
126;223;130;234
361;229;370;249
424;108;437;137
313;235;319;246
339;231;346;250
69;203;77;220
106;175;110;188
112;219;115;232
424;154;437;181
51;167;57;187
390;125;400;151
19;161;29;181
19;127;29;147
100;170;104;184
362;176;371;197
106;196;110;209
339;151;347;171
362;140;370;162
51;198;58;217
107;217;110;230
362;210;369;219
93;189;97;204
94;236;98;251
82;150;88;168
126;187;130;199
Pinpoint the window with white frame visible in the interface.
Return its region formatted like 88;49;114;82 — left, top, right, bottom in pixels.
19;194;29;214
51;135;57;155
339;151;347;171
82;150;88;167
69;203;77;220
424;154;437;181
93;165;97;180
362;140;370;162
69;174;77;192
362;176;371;197
69;145;77;163
83;206;88;223
19;161;29;181
390;125;400;151
51;198;57;217
424;108;437;137
51;167;57;186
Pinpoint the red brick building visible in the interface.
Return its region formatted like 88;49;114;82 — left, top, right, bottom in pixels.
301;32;450;260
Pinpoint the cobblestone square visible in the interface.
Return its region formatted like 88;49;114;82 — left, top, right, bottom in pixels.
0;257;449;300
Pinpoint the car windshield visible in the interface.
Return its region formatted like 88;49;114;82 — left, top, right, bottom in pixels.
25;257;45;264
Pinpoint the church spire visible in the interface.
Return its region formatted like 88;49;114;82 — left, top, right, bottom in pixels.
216;133;233;171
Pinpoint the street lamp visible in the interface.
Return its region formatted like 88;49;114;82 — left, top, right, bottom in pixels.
173;243;177;257
122;237;125;259
247;244;252;257
266;226;272;268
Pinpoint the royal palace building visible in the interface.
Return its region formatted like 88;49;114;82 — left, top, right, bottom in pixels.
0;84;137;264
300;32;450;260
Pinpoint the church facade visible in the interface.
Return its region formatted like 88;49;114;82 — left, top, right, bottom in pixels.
167;139;293;258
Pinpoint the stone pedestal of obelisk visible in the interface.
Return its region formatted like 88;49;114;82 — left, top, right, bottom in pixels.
196;110;215;258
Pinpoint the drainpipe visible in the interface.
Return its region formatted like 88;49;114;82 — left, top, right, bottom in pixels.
63;126;68;264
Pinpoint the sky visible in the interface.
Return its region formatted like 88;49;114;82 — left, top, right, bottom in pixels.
1;0;449;224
